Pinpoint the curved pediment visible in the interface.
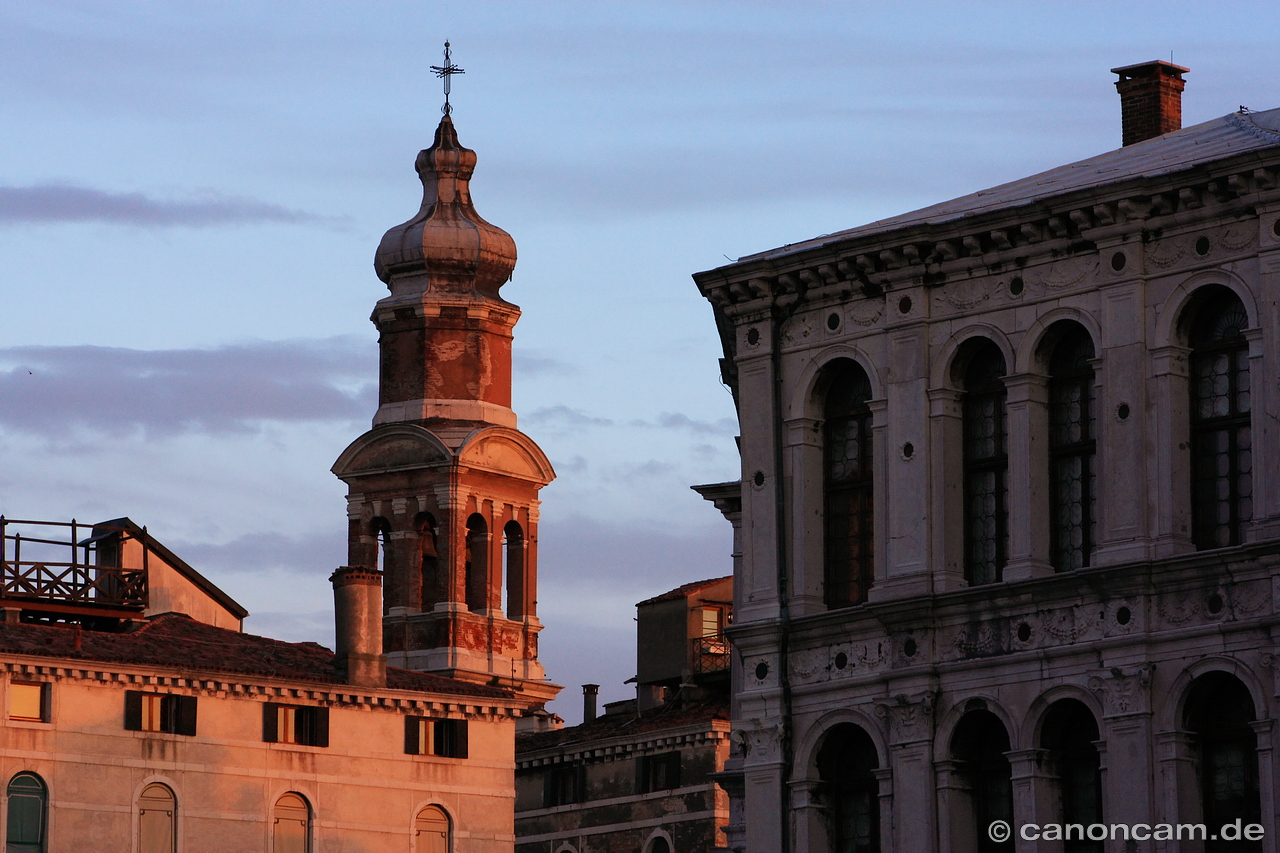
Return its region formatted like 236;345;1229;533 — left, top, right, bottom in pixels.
332;424;452;478
456;426;556;485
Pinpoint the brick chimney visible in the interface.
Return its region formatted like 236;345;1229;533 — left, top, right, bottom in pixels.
331;566;386;687
1112;60;1189;146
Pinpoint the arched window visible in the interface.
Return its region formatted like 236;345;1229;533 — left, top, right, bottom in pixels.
272;793;310;853
138;783;176;853
646;836;672;853
5;773;46;853
1040;700;1102;853
1047;327;1097;571
464;514;489;613
951;709;1013;853
503;520;525;620
414;805;450;853
822;360;874;609
1184;673;1261;852
961;342;1008;585
816;723;880;853
1188;290;1252;549
370;517;392;574
417;513;440;612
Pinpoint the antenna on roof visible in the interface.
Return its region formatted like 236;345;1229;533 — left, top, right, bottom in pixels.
430;41;465;116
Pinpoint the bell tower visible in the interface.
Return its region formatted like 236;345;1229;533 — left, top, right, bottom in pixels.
332;72;560;703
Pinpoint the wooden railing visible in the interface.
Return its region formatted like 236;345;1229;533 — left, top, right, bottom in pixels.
0;517;147;610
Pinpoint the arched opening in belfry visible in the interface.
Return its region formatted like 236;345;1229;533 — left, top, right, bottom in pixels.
416;512;440;612
503;520;525;620
815;722;880;853
370;516;392;576
465;514;490;613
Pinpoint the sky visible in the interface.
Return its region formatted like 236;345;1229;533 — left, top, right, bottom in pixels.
1;1;1277;723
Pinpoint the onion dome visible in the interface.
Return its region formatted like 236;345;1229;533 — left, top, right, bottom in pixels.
374;115;517;298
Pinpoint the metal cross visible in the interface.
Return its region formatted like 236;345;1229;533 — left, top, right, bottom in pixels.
430;41;465;116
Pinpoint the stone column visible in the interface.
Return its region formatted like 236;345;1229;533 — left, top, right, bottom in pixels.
1091;666;1158;853
738;721;786;853
879;693;937;853
1004;373;1053;580
1007;748;1059;853
935;758;975;853
434;484;465;610
790;777;828;853
784;416;824;616
1250;719;1276;853
875;767;896;853
928;388;968;591
1155;730;1201;853
1148;345;1195;557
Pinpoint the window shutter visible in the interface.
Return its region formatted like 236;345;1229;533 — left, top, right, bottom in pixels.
262;702;279;743
124;690;143;731
454;719;468;759
313;706;329;748
176;695;198;736
405;715;420;754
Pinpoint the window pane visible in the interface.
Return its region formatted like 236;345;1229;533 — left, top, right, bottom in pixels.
9;685;43;722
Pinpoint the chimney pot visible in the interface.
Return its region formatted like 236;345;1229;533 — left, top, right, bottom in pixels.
582;683;600;722
1112;60;1189;146
331;566;387;688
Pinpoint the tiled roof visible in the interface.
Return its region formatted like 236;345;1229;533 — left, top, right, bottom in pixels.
636;576;732;607
516;696;729;753
741;108;1280;263
0;613;511;699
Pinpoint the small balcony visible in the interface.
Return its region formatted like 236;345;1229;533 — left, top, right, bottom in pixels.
0;518;148;620
691;633;731;676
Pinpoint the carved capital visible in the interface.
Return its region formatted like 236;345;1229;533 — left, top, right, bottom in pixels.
1088;664;1155;717
875;691;936;744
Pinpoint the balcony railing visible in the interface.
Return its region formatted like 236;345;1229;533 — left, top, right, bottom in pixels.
0;517;148;612
691;633;731;675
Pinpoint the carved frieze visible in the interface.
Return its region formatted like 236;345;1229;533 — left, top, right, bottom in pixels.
1025;256;1097;292
734;721;783;764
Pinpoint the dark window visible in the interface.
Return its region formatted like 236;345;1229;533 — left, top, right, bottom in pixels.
124;691;197;736
1041;700;1102;853
952;710;1013;853
816;723;880;853
961;342;1008;585
5;773;46;853
1185;673;1261;853
1189;291;1252;549
262;703;329;747
405;716;469;758
544;763;585;807
638;751;682;793
465;514;489;613
823;360;874;608
1047;328;1097;571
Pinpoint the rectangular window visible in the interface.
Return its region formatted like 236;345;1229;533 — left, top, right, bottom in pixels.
124;691;197;736
639;751;682;793
9;682;48;722
404;716;468;758
263;702;328;747
543;762;585;807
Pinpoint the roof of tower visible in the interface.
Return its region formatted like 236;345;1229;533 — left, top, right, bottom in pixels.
374;115;517;298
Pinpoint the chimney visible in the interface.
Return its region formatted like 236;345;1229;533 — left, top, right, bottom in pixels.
582;684;599;722
1112;60;1189;146
331;566;386;688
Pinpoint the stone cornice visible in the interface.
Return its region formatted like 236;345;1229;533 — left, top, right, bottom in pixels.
2;657;520;720
516;718;731;767
695;159;1280;316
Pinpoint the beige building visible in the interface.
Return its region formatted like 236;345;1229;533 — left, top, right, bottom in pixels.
695;62;1280;853
0;517;529;852
514;577;734;853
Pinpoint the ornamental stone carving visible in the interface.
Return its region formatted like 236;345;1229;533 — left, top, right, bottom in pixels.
875;692;936;745
1088;664;1155;717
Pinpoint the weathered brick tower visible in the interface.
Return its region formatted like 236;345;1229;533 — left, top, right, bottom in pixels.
332;107;560;704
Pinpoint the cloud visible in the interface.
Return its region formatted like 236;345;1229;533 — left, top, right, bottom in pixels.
0;338;377;437
168;529;347;578
513;354;576;377
0;183;325;227
525;405;614;428
630;411;737;435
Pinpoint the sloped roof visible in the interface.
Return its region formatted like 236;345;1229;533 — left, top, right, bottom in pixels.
743;108;1280;263
0;613;511;699
88;517;248;620
636;576;732;607
516;696;729;753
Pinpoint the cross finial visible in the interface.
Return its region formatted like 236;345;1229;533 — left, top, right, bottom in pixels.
430;41;465;116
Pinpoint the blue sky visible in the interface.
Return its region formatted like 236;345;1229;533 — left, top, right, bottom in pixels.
2;1;1277;722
